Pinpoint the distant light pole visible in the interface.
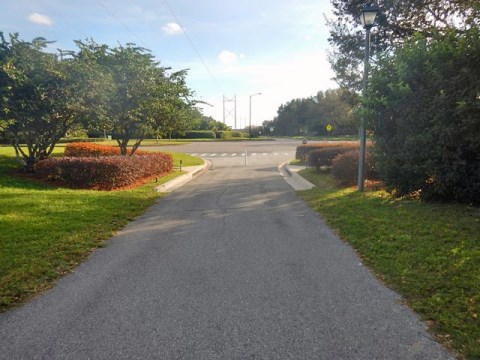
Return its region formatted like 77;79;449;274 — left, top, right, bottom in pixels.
358;3;379;192
249;92;262;140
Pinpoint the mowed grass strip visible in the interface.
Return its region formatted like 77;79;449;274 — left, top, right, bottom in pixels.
298;169;480;358
0;146;202;312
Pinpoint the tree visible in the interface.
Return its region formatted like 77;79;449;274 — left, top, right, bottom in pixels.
95;44;161;155
269;88;357;136
327;0;480;90
150;69;199;141
0;33;101;172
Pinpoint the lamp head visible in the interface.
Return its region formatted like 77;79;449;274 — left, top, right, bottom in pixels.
359;3;379;29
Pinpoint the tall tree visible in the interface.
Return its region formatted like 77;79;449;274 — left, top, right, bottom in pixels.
270;88;357;136
150;69;198;141
99;44;160;155
327;0;480;90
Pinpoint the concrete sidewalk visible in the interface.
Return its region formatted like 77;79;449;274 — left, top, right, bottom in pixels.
155;161;209;193
278;161;316;191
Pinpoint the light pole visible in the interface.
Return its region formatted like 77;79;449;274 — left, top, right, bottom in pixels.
249;92;262;140
357;3;379;192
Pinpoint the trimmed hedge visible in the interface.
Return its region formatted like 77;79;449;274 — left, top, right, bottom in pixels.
296;141;361;162
331;150;377;186
218;131;245;139
64;142;150;157
35;153;173;190
58;138;106;143
181;131;215;139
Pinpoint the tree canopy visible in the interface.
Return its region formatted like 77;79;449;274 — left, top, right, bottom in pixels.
268;88;358;136
0;33;105;171
328;0;480;90
0;34;198;169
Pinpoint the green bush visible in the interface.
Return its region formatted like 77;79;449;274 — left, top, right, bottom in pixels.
219;131;244;139
58;137;106;143
368;28;480;203
331;150;377;186
181;131;215;139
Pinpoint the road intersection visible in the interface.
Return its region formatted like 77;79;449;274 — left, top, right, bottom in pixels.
0;140;453;359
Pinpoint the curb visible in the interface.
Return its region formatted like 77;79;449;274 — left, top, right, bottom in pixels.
155;160;209;193
278;161;316;191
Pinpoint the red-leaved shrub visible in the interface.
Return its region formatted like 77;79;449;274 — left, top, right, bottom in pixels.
295;141;361;162
64;142;151;157
331;150;377;186
307;146;357;170
35;153;173;190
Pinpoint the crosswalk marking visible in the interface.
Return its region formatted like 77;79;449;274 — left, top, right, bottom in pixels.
191;152;292;157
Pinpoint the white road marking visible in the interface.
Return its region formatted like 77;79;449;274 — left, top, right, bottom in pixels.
262;153;267;156
221;153;227;156
231;153;237;156
252;153;257;156
273;152;279;155
200;153;208;157
191;153;198;156
211;153;217;156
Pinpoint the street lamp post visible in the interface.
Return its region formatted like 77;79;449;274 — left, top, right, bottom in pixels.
249;92;262;140
358;3;379;192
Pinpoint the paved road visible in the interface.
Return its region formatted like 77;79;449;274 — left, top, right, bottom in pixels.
0;140;453;359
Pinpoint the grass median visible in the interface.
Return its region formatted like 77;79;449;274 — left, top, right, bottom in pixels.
0;146;202;312
298;169;480;358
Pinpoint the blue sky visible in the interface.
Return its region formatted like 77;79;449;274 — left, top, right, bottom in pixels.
0;0;338;128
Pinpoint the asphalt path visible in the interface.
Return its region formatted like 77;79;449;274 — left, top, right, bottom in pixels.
0;140;453;359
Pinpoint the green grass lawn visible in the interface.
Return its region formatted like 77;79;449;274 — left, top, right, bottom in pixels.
298;169;480;358
0;146;201;312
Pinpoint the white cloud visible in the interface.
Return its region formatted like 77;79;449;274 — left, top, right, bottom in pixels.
28;13;53;26
218;50;238;64
162;22;183;35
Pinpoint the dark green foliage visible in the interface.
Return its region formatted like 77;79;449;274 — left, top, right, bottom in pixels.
327;0;479;90
368;28;480;203
0;33;100;172
218;131;244;139
177;130;215;139
191;116;230;132
58;138;106;143
269;88;358;136
331;149;376;186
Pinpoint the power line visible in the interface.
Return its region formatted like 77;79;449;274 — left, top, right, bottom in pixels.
163;0;225;94
98;1;152;50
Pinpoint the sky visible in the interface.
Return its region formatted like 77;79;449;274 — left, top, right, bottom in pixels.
0;0;339;128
